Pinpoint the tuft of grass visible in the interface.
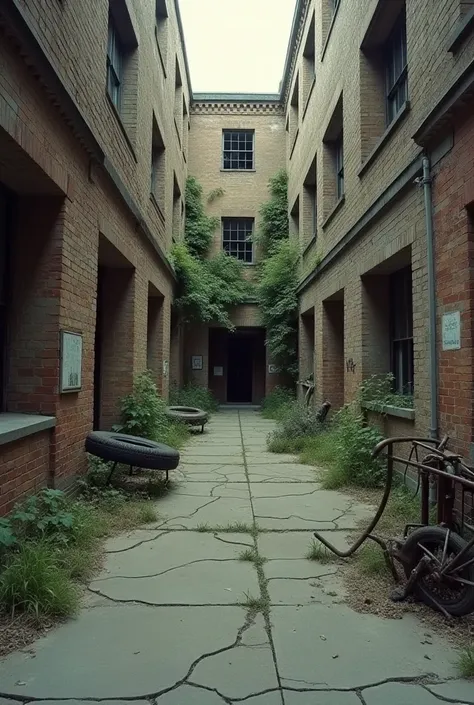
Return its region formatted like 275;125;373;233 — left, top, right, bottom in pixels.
163;421;190;449
241;592;268;612
267;434;305;454
196;523;210;533
238;548;266;566
306;540;340;564
0;543;80;618
357;543;389;576
457;646;474;679
217;522;254;534
300;432;338;468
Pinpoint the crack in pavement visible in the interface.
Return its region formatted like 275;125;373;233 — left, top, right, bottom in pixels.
91;558;244;582
212;534;254;548
266;571;339;582
85;586;249;608
105;531;172;554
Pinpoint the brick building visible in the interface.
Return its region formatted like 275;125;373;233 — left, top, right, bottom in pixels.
1;0;474;514
0;0;190;514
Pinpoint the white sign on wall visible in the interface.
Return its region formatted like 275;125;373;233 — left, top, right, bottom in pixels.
60;331;83;393
214;366;223;377
268;364;277;374
442;311;461;351
163;360;169;377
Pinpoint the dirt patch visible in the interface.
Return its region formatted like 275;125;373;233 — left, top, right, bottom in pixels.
0;614;53;658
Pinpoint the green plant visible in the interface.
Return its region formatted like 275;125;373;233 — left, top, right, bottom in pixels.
117;370;170;442
457;646;474;678
207;187;225;204
184;176;219;258
331;405;385;488
357;543;389;576
170;383;218;412
0;518;17;557
9;490;74;546
261;386;295;420
255;170;289;256
306;540;340;564
256;238;299;379
0;543;79;618
267;402;326;453
359;373;414;411
300;432;338;469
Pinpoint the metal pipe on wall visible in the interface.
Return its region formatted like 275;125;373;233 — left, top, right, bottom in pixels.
421;156;439;440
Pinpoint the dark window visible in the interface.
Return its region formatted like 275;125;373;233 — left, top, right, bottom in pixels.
390;266;413;395
335;134;344;199
222;218;253;262
385;12;408;125
107;15;123;109
223;131;254;170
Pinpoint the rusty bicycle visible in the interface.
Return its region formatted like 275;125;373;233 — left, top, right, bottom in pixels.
313;435;474;617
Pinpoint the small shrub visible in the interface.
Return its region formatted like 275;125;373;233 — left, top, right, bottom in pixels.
9;490;74;546
261;386;295;420
357;543;389;576
359;373;414;411
169;383;218;413
267;402;326;453
333;405;385;488
457;646;474;678
0;543;79;618
117;370;170;442
300;432;338;468
162;421;190;449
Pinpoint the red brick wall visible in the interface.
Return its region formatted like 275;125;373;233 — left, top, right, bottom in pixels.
433;107;474;458
0;431;51;516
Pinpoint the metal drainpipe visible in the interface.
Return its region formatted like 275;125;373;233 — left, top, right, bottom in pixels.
421;156;439;440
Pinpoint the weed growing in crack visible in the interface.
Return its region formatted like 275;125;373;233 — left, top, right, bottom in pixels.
241;591;269;613
196;523;211;532
457;645;474;678
357;543;390;576
306;540;340;564
238;548;267;567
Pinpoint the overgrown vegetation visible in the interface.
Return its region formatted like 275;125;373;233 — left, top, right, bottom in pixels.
171;176;251;329
457;646;474;678
359;373;414;411
268;402;328;454
115;370;189;448
169;383;218;413
256;171;299;380
260;386;295;420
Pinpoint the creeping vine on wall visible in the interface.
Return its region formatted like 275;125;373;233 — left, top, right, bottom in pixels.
256;170;299;381
171;177;251;329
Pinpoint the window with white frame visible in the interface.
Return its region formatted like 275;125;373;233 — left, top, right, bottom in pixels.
107;15;123;109
222;218;253;262
222;131;254;170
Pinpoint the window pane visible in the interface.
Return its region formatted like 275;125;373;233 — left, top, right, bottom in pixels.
222;131;254;170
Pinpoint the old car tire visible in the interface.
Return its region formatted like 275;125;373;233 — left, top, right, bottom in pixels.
85;431;180;470
400;526;474;617
165;406;209;425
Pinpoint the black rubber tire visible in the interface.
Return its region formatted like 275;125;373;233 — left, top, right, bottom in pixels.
400;526;474;617
85;432;180;470
165;406;209;426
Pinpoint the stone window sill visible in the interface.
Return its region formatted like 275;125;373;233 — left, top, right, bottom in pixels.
0;413;56;447
105;92;138;163
302;234;317;256
150;192;165;223
361;401;415;420
303;78;316;121
322;195;345;230
358;102;410;178
220;169;256;173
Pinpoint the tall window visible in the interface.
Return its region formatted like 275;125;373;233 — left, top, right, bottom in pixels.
222;131;254;170
107;15;123;109
390;266;413;395
385;11;408;125
335;134;344;199
222;218;253;262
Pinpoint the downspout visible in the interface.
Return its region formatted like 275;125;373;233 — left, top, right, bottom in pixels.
421;156;439;440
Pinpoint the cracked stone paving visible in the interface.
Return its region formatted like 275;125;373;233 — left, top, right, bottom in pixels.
0;409;473;704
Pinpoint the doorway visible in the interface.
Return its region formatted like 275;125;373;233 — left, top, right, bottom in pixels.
227;333;254;403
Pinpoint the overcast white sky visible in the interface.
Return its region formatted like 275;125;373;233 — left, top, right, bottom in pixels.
179;0;297;94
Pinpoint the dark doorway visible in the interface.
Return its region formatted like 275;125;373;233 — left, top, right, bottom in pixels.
227;333;254;403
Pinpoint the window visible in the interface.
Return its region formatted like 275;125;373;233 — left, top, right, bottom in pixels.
151;116;166;208
174;60;183;144
302;14;316;107
222;218;253;262
107;15;123;109
222;131;254;170
390;266;413;395
385;11;408;124
172;176;182;241
155;0;168;70
289;76;299;154
303;156;317;245
335;135;344;199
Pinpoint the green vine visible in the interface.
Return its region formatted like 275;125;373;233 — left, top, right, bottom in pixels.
256;170;299;380
359;373;414;411
171;177;251;329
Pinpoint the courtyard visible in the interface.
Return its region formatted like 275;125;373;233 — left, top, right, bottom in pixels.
0;409;471;704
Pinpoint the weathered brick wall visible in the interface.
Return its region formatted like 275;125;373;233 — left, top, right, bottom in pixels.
0;431;52;515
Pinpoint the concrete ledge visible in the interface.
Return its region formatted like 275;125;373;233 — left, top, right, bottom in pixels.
362;401;415;420
0;413;56;446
